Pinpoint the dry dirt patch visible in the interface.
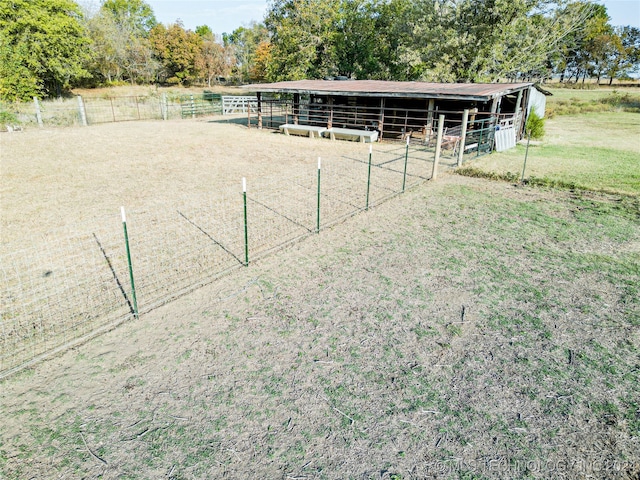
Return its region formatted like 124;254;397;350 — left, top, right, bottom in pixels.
1;121;638;479
1;118;381;246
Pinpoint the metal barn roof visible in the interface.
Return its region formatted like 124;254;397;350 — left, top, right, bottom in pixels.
244;80;534;101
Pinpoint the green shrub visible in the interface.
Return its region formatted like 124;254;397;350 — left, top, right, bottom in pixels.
600;91;640;112
0;107;18;130
525;110;545;139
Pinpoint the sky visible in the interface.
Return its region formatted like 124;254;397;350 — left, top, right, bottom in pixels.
145;0;268;35
139;0;639;35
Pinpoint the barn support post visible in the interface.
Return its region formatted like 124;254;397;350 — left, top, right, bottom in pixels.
77;95;88;126
431;114;445;180
489;97;501;151
490;97;499;116
33;97;43;127
293;93;300;125
457;109;469;167
514;89;524;138
327;97;334;129
426;99;435;141
257;92;263;129
378;98;385;140
520;88;531;138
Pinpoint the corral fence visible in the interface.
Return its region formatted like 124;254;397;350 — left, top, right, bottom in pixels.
0;141;462;379
222;96;258;115
7;93;254;128
248;98;524;158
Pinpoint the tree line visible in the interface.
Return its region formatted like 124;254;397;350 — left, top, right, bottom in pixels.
1;0;638;102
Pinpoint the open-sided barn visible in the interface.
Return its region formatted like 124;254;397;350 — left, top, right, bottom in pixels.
244;79;548;153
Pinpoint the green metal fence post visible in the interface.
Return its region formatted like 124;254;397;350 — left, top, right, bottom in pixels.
402;136;409;192
366;145;372;210
243;177;249;266
316;157;321;233
521;130;531;183
121;207;138;318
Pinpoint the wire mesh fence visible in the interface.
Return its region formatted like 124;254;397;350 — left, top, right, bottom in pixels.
8;93;228;128
0;142;459;378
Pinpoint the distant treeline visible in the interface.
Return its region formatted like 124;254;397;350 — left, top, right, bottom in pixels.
1;0;639;101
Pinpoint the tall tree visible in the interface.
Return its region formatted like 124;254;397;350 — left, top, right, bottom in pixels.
195;26;235;86
250;41;272;81
605;26;640;83
404;0;598;82
224;22;270;82
0;0;90;100
265;0;340;80
101;0;156;36
150;22;203;85
82;2;158;84
552;2;612;83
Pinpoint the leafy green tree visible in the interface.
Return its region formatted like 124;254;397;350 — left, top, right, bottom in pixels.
150;22;203;85
195;25;213;37
101;0;157;36
552;2;612;83
265;0;341;80
605;26;640;83
250;41;272;81
264;0;601;83
0;0;90;100
0;31;40;101
195;26;235;86
82;4;158;85
224;22;270;82
265;0;410;81
332;0;413;79
404;0;597;82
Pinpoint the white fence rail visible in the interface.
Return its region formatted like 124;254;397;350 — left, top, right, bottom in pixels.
222;96;258;115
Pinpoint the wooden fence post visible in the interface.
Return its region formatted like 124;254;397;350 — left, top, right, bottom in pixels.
432;114;445;180
77;95;88;126
161;93;168;120
33;97;43;127
457;109;469;167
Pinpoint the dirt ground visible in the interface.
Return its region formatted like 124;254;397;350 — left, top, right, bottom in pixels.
1;118;376;244
1;119;639;479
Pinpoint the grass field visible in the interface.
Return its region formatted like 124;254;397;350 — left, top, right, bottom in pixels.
1;104;639;478
459;88;640;196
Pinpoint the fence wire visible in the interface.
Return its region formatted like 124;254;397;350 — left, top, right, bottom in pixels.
10;94;223;128
0;143;460;378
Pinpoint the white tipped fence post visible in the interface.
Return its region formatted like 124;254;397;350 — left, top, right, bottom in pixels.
33;97;43;127
121;207;139;318
402;135;410;191
77;95;88;126
432;114;445;180
457;109;469;167
243;177;249;266
316;157;321;233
